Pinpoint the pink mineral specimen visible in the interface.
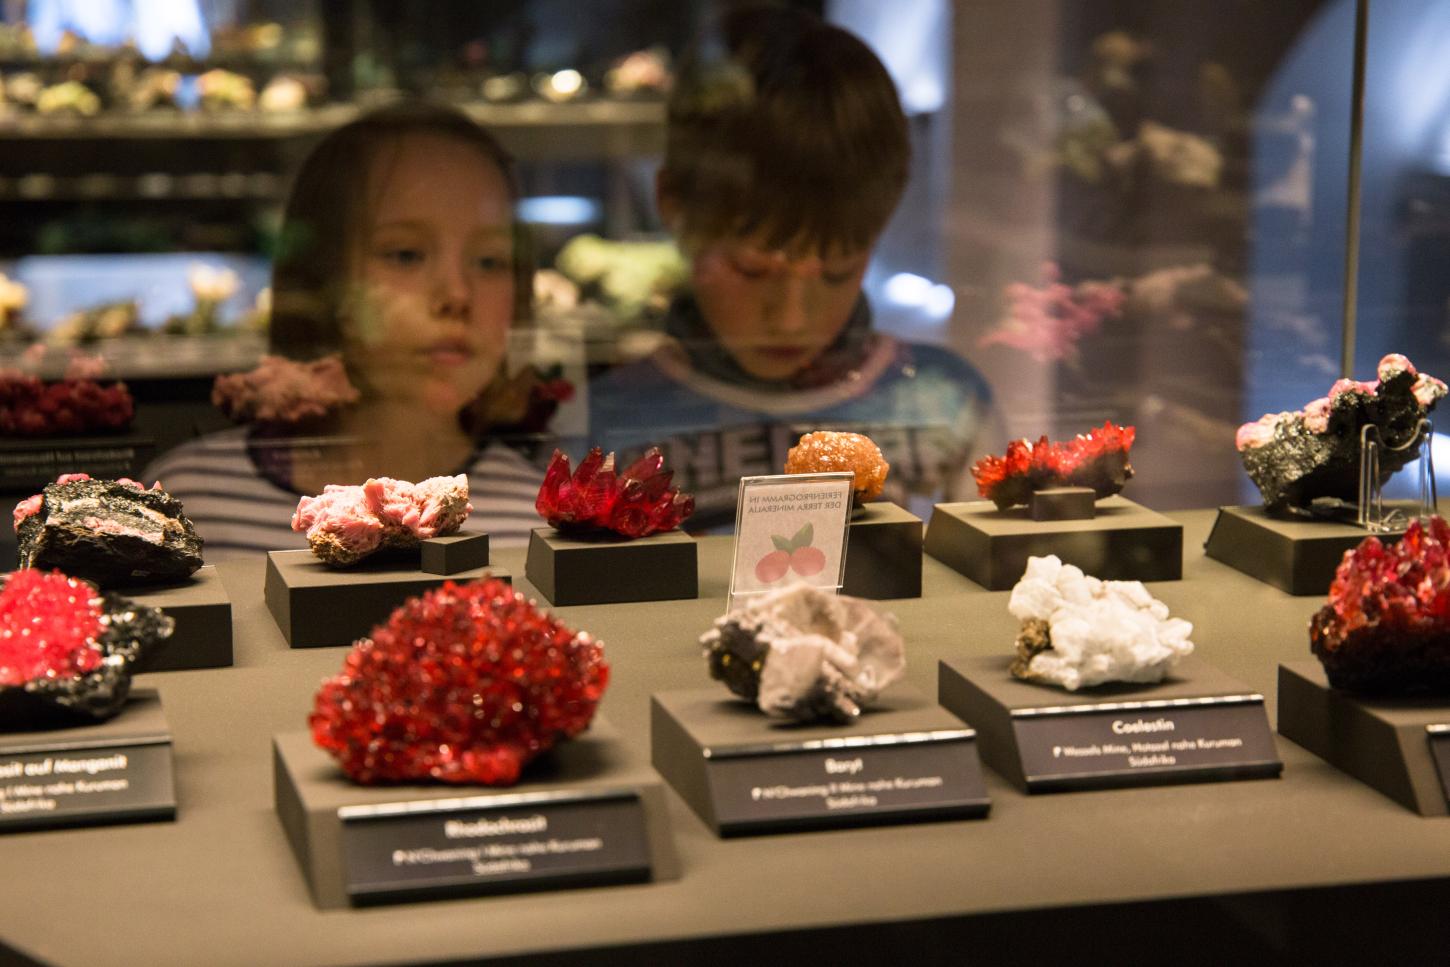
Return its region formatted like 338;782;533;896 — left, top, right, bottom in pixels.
291;475;472;566
211;354;360;426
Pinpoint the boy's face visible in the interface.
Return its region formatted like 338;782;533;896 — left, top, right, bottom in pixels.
687;233;871;381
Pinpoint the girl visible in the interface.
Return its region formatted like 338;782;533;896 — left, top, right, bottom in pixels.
149;103;543;556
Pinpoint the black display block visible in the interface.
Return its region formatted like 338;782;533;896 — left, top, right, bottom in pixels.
650;685;990;836
0;689;176;833
525;528;698;606
924;495;1182;591
265;549;510;648
130;565;233;671
1277;661;1449;816
938;656;1282;793
273;720;680;909
0;433;154;493
420;531;490;576
842;501;922;600
1030;487;1096;522
1204;505;1401;596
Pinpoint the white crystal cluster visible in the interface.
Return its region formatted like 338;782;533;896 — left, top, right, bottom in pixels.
1008;555;1193;691
703;583;906;723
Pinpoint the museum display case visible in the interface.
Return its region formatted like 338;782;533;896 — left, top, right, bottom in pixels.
4;1;1450;964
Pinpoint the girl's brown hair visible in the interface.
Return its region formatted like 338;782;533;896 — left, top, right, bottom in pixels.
660;5;910;256
269;101;533;360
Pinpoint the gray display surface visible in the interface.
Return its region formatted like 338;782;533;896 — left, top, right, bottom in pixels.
3;512;1450;964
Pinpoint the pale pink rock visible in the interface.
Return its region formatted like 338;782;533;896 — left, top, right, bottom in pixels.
291;475;472;566
212;354;360;426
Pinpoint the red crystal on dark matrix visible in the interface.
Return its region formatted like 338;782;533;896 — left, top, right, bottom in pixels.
536;446;694;538
310;578;608;785
972;422;1136;510
1310;516;1450;694
0;570;104;686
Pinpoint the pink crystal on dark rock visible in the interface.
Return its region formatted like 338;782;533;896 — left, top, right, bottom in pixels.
15;475;203;589
0;569;174;727
536;447;693;539
1238;354;1446;516
310;578;608;785
971;422;1136;510
292;475;472;567
1309;516;1450;694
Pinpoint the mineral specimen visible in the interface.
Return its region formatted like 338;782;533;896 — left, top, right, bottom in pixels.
15;475;203;588
1309;515;1450;694
211;354;360;426
310;578;607;785
0;369;134;437
972;422;1136;510
1007;555;1193;691
703;583;905;723
1237;354;1446;516
537;447;693;539
291;475;472;567
783;431;890;503
0;569;174;728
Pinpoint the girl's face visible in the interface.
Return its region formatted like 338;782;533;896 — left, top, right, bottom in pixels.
688;234;869;381
345;133;515;416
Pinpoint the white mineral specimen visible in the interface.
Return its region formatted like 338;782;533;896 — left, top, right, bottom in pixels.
703;583;906;723
1008;555;1193;690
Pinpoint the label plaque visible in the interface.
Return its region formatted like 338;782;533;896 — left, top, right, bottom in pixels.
704;731;990;834
1011;695;1282;791
0;738;175;832
1430;725;1450;807
339;789;652;904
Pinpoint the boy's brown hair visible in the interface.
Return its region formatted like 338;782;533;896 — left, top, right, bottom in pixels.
659;4;910;257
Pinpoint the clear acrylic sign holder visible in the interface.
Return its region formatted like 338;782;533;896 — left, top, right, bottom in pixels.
726;472;855;612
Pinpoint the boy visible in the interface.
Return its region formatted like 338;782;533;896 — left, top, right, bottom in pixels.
587;5;994;528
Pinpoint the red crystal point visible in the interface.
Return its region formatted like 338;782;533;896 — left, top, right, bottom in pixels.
971;422;1136;509
310;578;608;785
0;570;105;686
535;445;693;538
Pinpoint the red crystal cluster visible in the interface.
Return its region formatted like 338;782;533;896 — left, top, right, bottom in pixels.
0;371;133;436
1310;516;1450;694
310;578;609;785
972;422;1137;510
536;447;693;538
0;570;104;687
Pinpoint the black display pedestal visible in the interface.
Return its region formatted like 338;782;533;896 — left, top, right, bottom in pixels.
938;656;1282;793
265;549;509;648
650;685;989;836
525;528;698;606
1203;505;1401;595
841;502;922;600
0;689;176;833
130;565;233;671
1277;661;1449;816
0;433;154;492
924;495;1182;590
420;531;490;575
273;720;680;909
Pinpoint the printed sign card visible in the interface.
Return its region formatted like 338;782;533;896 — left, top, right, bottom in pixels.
728;473;854;608
1430;724;1450;807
